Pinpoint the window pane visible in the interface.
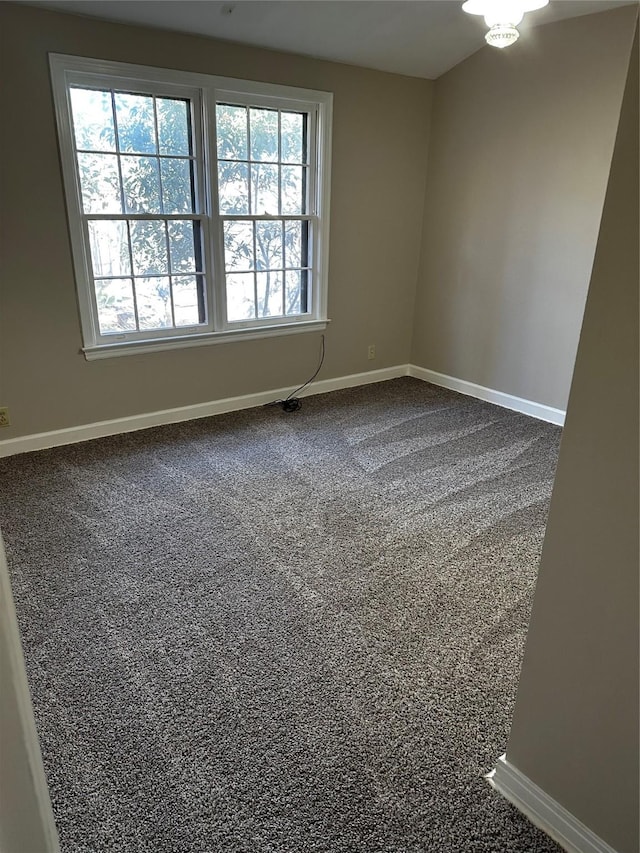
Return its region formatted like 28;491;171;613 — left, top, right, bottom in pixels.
95;278;136;333
121;156;162;214
281;165;305;214
216;105;247;160
255;220;283;271
114;93;156;154
284;220;305;268
77;153;122;214
223;221;254;272
250;108;278;162
285;270;304;315
250;164;278;215
168;220;197;272
88;220;130;278
160;159;193;213
218;162;249;215
157;98;190;156
70;88;115;152
130;220;168;276
135;277;173;329
226;273;255;321
172;275;201;326
256;271;283;318
280;112;304;164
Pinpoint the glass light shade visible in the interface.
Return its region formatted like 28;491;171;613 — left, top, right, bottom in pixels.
485;23;520;47
462;0;548;49
462;0;549;14
484;8;523;27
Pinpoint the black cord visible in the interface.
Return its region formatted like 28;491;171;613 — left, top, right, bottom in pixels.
266;334;326;413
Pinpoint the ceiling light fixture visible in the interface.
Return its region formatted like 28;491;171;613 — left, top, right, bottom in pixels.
462;0;550;49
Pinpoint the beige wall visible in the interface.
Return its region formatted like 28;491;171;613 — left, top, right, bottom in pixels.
411;6;637;411
0;3;432;439
1;5;639;850
506;27;638;853
1;5;636;439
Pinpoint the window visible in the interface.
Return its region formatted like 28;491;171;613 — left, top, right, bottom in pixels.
50;56;332;359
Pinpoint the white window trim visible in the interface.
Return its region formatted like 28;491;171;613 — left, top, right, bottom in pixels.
49;54;332;359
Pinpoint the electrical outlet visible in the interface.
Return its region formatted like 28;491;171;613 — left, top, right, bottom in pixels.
0;407;9;428
367;344;376;360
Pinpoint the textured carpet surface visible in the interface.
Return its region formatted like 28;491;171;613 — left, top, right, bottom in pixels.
1;378;563;853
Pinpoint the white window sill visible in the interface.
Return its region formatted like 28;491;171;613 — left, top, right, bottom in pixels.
82;319;330;361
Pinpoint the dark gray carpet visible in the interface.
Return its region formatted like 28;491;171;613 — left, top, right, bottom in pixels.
0;378;563;853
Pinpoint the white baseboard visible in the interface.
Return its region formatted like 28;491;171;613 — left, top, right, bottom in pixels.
0;363;565;457
0;365;408;458
487;754;619;853
408;366;565;426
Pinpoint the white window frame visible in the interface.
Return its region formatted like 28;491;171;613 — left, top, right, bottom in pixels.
50;54;332;360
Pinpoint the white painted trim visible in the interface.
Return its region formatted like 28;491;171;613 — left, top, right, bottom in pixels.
83;320;330;360
49;53;334;104
408;366;565;425
0;365;408;458
487;754;620;853
0;533;60;851
0;364;566;457
49;53;332;353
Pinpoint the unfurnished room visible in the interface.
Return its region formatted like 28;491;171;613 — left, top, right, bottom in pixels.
0;2;637;852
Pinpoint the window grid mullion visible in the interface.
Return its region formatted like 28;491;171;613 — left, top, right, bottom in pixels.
153;96;177;329
277;110;282;217
152;96;164;216
277;112;285;316
109;90;127;216
275;118;285;311
164;223;177;329
123;219;141;332
99;91;140;335
281;220;285;316
220;214;315;222
75;148;196;162
186;95;209;329
218;157;307;167
246;107;253;217
93;271;206;282
216;267;311;275
244;106;259;318
86;213;204;221
251;221;258;319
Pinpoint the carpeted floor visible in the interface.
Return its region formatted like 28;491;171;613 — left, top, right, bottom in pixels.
0;378;563;853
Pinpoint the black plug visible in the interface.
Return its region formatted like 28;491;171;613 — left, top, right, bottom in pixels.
279;398;302;412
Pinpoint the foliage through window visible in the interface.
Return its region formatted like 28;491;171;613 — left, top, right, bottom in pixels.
50;56;332;357
71;88;203;335
216;104;311;322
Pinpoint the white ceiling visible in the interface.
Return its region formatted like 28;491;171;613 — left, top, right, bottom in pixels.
23;0;634;79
